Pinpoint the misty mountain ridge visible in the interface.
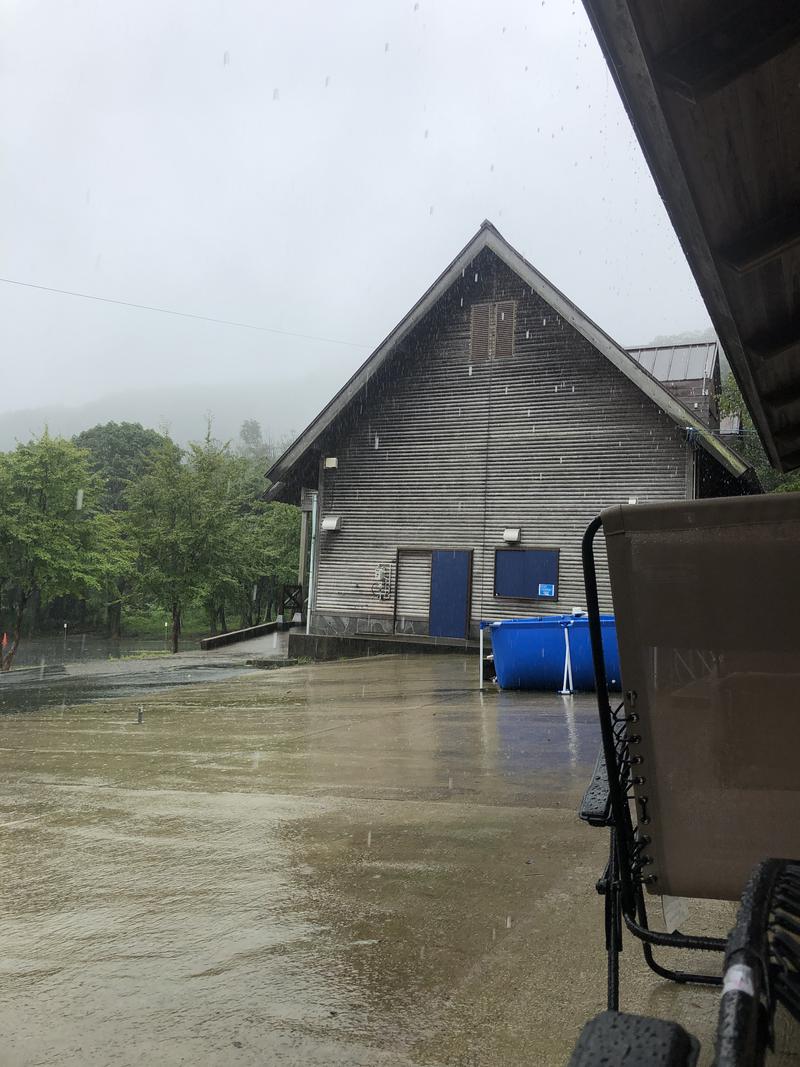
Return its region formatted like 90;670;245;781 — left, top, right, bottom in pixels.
642;326;717;346
0;375;345;451
1;328;726;452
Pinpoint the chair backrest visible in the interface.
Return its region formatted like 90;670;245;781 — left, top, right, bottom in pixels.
602;492;800;901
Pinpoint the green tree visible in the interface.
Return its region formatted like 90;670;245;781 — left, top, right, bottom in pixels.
253;503;301;623
124;437;203;653
72;421;164;636
236;418;293;473
0;433;130;670
237;419;269;462
189;433;253;634
233;424;300;625
73;421;164;510
190;433;299;632
719;377;800;492
125;428;301;651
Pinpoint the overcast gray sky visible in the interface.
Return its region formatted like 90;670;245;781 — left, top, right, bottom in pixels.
1;0;711;422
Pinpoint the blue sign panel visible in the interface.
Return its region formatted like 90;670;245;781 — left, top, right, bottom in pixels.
494;548;560;601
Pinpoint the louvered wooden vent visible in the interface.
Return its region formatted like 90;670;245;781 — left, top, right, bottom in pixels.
470;300;516;359
470;302;491;360
495;300;515;358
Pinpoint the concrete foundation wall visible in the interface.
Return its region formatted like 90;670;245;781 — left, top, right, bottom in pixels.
289;631;473;661
310;612;430;638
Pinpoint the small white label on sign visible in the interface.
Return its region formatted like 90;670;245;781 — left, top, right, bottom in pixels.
538;583;555;597
723;964;755;997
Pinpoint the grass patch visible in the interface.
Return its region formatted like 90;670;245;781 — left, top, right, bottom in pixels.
119;650;175;660
122;605;245;639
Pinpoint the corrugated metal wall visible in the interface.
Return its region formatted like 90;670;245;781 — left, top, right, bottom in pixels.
395;551;432;634
311;248;691;637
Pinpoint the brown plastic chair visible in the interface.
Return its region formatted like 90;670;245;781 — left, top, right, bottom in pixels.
580;492;800;1009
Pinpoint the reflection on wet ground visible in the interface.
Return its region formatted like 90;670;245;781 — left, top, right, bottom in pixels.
0;631;289;714
0;661;257;715
9;634;197;667
0;654;730;1065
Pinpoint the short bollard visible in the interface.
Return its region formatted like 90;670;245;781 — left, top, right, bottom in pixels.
137;707;144;725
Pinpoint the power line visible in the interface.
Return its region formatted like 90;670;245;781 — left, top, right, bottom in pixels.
0;275;368;349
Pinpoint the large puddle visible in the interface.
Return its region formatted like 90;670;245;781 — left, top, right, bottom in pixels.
8;634;198;668
0;634;288;715
0;660;258;715
0;655;609;1065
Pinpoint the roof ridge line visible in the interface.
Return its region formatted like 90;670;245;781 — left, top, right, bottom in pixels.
267;225;748;483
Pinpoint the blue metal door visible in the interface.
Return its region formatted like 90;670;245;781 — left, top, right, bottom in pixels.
429;550;472;639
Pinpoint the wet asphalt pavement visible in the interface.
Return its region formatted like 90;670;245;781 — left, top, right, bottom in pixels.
0;631;289;714
0;653;742;1065
0;659;255;713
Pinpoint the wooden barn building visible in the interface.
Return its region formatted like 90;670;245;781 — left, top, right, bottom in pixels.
267;222;756;644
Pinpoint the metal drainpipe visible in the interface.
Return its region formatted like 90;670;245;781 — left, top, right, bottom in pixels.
305;491;319;636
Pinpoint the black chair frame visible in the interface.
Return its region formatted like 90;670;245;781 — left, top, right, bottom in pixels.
714;857;800;1066
568;858;800;1066
581;516;726;1011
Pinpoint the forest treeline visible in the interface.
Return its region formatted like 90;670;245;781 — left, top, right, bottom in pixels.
2;379;796;673
0;419;299;670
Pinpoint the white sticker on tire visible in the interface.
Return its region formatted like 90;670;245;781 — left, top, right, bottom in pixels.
723;964;755;997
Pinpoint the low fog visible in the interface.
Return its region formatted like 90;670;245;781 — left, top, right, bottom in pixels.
1;0;712;445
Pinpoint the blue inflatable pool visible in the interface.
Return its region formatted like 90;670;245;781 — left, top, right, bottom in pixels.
488;615;620;691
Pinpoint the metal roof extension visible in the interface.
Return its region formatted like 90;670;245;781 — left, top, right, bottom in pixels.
626;342;718;383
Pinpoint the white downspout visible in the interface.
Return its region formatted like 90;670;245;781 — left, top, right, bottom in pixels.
305;491;319;636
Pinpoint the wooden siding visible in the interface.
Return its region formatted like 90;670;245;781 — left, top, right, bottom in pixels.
311;248;691;634
660;377;719;428
394;550;432;634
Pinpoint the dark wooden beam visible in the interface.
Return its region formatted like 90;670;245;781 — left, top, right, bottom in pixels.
748;322;800;365
581;0;798;471
718;208;800;274
779;447;800;471
654;0;800;102
762;382;800;412
772;425;800;451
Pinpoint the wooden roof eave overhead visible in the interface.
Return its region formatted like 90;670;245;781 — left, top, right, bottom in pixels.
581;0;800;472
266;221;751;493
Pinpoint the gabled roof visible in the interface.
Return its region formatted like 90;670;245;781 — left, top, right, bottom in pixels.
626;341;718;383
267;222;751;490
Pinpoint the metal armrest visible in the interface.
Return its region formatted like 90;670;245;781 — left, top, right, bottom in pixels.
714;858;800;1067
579;747;612;827
567;1011;699;1067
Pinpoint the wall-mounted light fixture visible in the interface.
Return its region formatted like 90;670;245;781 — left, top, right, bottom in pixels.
628;497;638;505
502;527;521;543
321;515;342;531
324;457;338;470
